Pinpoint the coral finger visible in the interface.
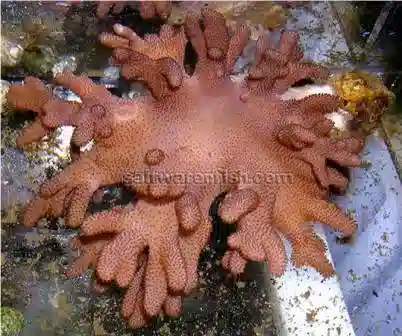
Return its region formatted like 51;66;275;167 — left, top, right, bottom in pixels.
115;233;148;287
81;208;127;235
327;150;361;167
113;23;141;44
274;62;329;92
97;234;130;282
225;24;251;73
7;77;51;112
69;236;82;250
290;232;335;277
180;221;210;294
155;1;172;20
110;55;127;70
306;199;356;235
42;99;80;128
23;188;69;227
221;250;233;271
229;250;248;275
228;228;265;261
262;229;286;276
164;238;187;292
185;12;207;60
23;197;51;227
16;120;48;147
120;54;148;79
341;137;364;153
148;180;170;198
158;58;183;88
67;235;111;277
94;119;112;140
66;250;96;277
128;292;149;329
293;62;330;82
164;296;182;316
327;167;349;191
144;251;167;316
254;35;268;66
201;8;230;60
39;159;88;196
301;94;340;115
71;113;96;147
277;124;317;149
66;185;98;228
121;258;146;318
138;1;156;19
96;2;113;19
175;193;201;231
312;119;334;136
54;71;95;98
168;183;186;199
123;170;147;194
218;189;259;224
99;32;130;50
278;31;299;61
248;61;287;80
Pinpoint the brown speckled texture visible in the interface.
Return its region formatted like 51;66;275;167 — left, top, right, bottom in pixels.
7;8;363;330
100;22;186;99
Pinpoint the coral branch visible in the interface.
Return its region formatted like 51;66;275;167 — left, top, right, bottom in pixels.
7;71;119;149
297;124;361;188
51;71;117;147
68;195;209;319
244;31;329;98
185;8;251;79
100;23;186;99
7;77;79;147
278;118;362;189
220;178;356;277
68;230;183;329
25;155;106;228
272;179;356;276
219;187;287;276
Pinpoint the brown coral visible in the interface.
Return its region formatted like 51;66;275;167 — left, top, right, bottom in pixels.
8;8;364;329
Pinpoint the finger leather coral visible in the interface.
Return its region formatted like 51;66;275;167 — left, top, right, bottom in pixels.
8;7;365;329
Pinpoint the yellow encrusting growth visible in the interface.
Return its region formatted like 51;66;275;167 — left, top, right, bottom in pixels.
330;70;395;135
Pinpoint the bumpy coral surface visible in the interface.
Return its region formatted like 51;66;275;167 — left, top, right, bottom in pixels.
8;8;365;329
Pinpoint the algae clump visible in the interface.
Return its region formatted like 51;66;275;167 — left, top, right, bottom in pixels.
0;307;24;335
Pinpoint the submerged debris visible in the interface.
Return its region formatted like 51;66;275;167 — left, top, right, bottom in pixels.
1;36;24;68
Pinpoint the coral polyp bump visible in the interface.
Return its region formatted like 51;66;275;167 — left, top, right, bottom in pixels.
7;8;368;329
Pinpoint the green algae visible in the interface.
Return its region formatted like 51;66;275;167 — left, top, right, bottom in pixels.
0;307;24;336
